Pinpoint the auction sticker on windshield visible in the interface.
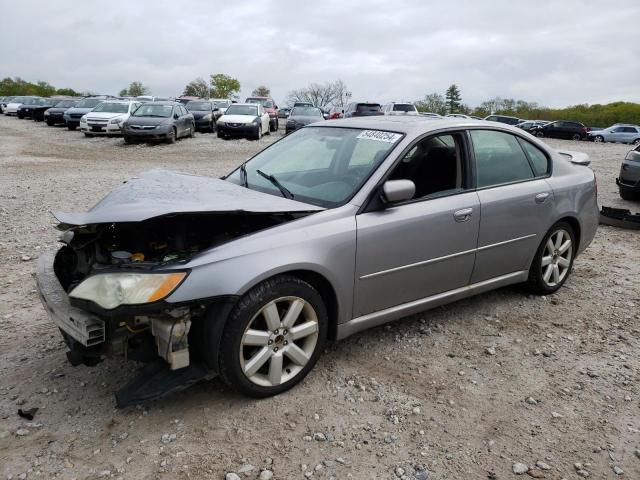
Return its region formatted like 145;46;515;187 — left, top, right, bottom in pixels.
356;130;403;143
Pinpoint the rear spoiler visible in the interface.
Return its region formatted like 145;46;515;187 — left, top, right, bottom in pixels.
557;150;591;166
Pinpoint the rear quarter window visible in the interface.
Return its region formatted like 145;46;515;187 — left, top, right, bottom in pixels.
519;139;550;176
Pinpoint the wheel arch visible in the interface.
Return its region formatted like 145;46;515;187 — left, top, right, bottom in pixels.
554;215;582;253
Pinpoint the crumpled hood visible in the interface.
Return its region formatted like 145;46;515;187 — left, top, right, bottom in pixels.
53;169;323;228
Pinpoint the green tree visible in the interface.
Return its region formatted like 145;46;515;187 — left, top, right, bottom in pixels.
120;81;150;97
445;84;462;114
415;92;447;115
251;85;270;97
182;77;210;97
210;73;240;99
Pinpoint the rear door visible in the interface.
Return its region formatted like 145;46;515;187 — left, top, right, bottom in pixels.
470;129;554;283
354;131;479;317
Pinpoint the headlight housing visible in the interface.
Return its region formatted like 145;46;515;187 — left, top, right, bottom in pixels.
80;115;87;124
69;272;187;310
110;117;124;125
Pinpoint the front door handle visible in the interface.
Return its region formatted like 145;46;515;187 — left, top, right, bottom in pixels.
453;208;473;222
535;192;550;204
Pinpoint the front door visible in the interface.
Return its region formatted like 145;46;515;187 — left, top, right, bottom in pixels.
353;132;479;317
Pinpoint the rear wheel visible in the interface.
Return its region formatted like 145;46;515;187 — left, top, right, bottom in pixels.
571;133;582;141
525;221;575;295
217;275;328;397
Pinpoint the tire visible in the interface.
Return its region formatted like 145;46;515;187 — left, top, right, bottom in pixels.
535;131;544;138
124;136;134;144
217;130;224;139
269;119;277;132
593;135;604;143
17;114;23;119
633;138;640;145
46;120;54;126
84;133;93;137
167;127;176;144
217;275;328;397
620;188;639;201
525;221;576;295
255;126;262;140
188;123;195;138
572;133;582;141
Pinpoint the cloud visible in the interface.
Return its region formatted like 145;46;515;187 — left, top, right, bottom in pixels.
1;0;639;107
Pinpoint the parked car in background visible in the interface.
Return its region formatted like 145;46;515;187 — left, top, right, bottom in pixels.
484;114;521;125
285;106;324;134
446;113;473;119
176;96;200;105
217;103;270;140
123;102;195;144
383;102;418;116
278;107;291;118
185;100;219;132
31;97;70;122
588;124;640;145
328;105;344;119
343;102;383;118
419;112;443;118
5;96;40;116
136;96;172;103
530;120;588;140
293;101;314;108
43;99;79;125
63;98;105;130
79;100;141;137
16;97;48;119
516;120;547;132
617;143;640;200
246;96;279;132
211;99;232;114
0;96;16;113
36;117;598;400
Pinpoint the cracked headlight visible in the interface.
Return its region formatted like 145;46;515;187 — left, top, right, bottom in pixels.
69;272;187;310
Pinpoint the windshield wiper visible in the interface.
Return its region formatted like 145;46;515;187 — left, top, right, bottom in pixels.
256;169;294;199
239;162;249;188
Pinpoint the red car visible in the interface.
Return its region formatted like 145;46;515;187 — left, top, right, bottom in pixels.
328;106;344;119
245;97;279;131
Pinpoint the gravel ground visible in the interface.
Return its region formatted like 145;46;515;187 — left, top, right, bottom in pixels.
0;115;639;480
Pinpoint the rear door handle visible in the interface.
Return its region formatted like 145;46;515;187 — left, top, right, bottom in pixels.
535;192;551;204
453;208;473;222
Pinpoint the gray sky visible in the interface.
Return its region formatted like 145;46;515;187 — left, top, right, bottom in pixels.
2;0;639;107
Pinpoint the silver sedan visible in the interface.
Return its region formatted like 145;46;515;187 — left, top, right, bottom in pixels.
37;117;599;401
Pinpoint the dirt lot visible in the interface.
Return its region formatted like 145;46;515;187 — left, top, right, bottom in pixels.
0;115;639;480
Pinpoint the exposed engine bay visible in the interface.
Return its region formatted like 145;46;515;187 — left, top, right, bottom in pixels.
49;211;303;372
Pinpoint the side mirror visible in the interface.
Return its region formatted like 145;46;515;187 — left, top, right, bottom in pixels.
382;180;415;204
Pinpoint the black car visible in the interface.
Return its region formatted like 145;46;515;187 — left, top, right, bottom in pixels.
16;97;44;119
285;106;324;134
530;120;588;141
185;100;220;132
484;114;521;126
343;102;383;118
42;99;79;126
31;98;69;122
616;144;640;200
122;102;195;144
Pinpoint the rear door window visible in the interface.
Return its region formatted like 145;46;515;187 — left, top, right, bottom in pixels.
470;130;535;188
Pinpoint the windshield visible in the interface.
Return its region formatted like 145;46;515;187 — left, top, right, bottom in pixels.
186;101;212;111
10;96;26;103
246;98;274;108
76;99;102;108
291;107;323;117
22;97;41;105
54;100;78;108
226;127;403;207
225;105;258;116
214;100;231;108
393;104;416;112
132;104;173;117
92;102;129;113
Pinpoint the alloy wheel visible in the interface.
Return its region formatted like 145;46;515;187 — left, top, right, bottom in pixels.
594;136;603;143
239;296;319;387
541;229;573;287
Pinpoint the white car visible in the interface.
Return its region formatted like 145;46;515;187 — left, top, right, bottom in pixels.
4;96;40;116
382;102;419;116
211;98;232;114
216;103;271;140
79;100;142;136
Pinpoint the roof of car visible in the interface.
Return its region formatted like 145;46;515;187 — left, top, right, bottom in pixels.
314;115;497;135
146;101;177;106
230;103;259;107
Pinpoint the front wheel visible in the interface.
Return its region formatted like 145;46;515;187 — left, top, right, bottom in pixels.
593;135;604;143
217;275;328;397
166;128;176;144
535;131;544;138
188;123;195;138
525;222;575;295
632;138;640;145
254;126;262;140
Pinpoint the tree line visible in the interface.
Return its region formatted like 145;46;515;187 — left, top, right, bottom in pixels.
3;75;639;127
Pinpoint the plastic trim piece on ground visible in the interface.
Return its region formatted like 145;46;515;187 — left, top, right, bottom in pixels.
599;206;640;230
